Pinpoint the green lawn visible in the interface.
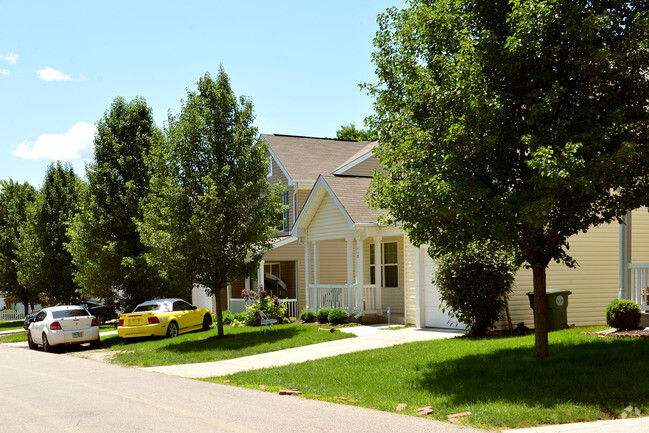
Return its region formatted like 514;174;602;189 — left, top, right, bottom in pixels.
0;320;25;331
210;327;649;430
101;324;353;367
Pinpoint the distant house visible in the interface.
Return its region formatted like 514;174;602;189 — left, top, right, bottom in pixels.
195;133;634;330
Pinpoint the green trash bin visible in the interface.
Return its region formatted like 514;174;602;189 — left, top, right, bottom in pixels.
526;289;572;331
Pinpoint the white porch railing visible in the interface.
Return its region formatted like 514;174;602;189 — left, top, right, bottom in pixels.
308;284;377;315
228;298;299;319
628;263;649;310
362;285;377;313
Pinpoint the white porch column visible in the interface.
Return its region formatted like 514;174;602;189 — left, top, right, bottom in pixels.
374;236;382;314
258;260;265;292
226;283;232;311
619;211;632;299
346;236;354;311
304;240;310;310
355;235;364;312
313;241;319;311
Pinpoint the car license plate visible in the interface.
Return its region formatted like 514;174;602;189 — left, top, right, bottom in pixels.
72;332;83;338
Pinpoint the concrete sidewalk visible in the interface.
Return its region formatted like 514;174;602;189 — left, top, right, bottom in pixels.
142;325;464;378
503;416;649;433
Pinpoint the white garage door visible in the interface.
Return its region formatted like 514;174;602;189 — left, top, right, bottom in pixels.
423;255;464;330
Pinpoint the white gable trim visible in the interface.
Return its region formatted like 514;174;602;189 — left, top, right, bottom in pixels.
291;175;355;237
261;135;292;185
332;150;375;176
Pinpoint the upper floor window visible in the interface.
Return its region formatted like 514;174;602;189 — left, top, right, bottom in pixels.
282;191;289;231
268;158;273;177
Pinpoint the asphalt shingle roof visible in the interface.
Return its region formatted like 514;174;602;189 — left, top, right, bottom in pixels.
262;134;373;181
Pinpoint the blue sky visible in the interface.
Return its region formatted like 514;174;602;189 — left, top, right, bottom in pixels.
0;1;402;187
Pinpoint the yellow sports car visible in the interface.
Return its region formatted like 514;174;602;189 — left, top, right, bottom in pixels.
117;298;213;339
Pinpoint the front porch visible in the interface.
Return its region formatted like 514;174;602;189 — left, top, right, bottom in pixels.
619;212;649;311
300;234;406;323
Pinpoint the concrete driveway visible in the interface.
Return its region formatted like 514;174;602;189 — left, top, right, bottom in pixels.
0;342;488;433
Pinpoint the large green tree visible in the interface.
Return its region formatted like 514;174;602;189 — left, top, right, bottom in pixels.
139;68;285;337
336;123;378;141
67;96;182;311
0;180;38;313
16;162;82;305
366;0;649;358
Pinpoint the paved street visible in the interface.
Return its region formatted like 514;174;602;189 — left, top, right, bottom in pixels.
0;343;487;433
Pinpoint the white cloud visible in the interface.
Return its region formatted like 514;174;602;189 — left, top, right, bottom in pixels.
37;66;72;81
14;122;96;160
0;69;8;76
1;52;18;64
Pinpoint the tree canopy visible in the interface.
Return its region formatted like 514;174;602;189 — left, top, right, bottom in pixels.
16;162;82;305
366;0;649;357
139;68;285;337
0;180;38;312
335;123;378;141
66;96;182;311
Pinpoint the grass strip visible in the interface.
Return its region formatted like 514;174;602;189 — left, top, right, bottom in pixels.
209;327;649;430
102;324;353;367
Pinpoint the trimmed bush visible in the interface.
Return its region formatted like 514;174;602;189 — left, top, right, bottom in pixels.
606;299;642;330
300;309;316;323
328;308;349;325
316;308;332;323
434;243;517;336
221;310;234;325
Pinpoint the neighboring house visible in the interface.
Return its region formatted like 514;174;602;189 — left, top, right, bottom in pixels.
196;133;638;330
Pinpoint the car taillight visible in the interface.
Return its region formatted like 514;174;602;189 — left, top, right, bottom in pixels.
118;319;124;326
50;321;62;331
148;317;160;324
91;318;98;327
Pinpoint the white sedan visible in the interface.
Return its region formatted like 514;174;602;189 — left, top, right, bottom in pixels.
27;306;100;352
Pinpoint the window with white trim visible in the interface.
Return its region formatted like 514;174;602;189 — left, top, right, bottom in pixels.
268;158;273;177
369;241;399;288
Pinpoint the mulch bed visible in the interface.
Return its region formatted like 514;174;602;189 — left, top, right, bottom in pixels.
584;328;649;339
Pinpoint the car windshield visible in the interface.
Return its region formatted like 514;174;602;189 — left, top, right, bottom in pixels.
52;309;89;319
133;303;166;313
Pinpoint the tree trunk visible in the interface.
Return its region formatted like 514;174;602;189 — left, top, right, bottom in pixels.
213;288;224;337
532;265;549;359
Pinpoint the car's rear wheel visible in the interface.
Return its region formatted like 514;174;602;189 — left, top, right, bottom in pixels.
202;314;212;330
166;321;178;338
42;333;53;353
27;332;36;350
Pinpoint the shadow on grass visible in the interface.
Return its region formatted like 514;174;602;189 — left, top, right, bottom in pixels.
416;336;649;415
165;326;303;355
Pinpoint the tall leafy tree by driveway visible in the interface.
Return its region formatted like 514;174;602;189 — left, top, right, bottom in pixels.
67;97;180;311
0;180;37;313
366;1;649;358
139;68;285;337
16;162;82;304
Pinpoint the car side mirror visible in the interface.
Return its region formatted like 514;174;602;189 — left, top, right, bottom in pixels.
192;305;197;310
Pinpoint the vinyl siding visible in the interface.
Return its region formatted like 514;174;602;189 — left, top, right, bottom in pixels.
308;195;351;240
497;211;649;329
340;157;383;177
266;153;295;234
403;235;418;325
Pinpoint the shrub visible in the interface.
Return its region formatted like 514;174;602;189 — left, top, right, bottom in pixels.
328;308;349;325
242;293;288;326
233;312;246;322
606;299;642;330
221;310;234;325
434;243;518;336
316;308;331;323
300;309;316;323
